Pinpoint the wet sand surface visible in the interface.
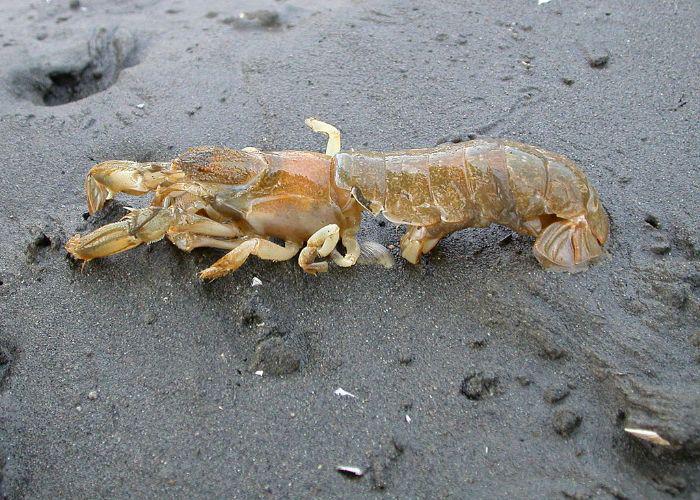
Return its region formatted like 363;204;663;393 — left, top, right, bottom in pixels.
0;0;698;497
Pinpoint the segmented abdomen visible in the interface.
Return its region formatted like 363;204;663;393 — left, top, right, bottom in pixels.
334;140;604;236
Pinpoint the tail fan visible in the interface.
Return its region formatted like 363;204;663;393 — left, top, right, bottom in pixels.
533;218;606;272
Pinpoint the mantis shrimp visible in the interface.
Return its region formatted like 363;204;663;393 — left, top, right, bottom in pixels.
66;118;609;279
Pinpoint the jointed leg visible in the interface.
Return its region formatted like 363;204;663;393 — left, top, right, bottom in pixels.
166;214;245;252
400;223;464;264
330;228;361;267
66;206;242;262
327;204;362;268
298;224;340;274
305;118;342;155
66;207;176;261
66;198;301;279
85;160;184;214
169;213;243;239
152;182;212;209
169;213;300;279
168;233;244;252
400;226;436;264
199;238;301;281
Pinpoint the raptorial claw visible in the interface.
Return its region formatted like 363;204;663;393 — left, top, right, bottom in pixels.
66;207;175;261
85;173;110;215
84;161;180;214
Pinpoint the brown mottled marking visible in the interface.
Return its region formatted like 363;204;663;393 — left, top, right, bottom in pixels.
174;147;267;185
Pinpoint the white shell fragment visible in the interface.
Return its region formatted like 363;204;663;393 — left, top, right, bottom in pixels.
336;465;364;477
624;428;671;446
538;0;552;4
334;387;357;398
405;414;411;423
251;277;262;287
254;370;264;376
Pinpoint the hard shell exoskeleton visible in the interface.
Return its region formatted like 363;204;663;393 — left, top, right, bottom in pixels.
66;119;609;278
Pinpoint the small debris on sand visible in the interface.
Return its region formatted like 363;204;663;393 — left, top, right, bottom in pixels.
552;408;582;437
222;10;281;29
334;388;357;398
624;428;671;446
240;10;280;28
543;384;571;404
460;371;499;400
498;234;513;247
644;213;661;228
587;51;611;68
337;465;364;477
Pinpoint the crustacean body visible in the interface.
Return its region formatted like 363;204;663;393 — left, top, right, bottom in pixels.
334;138;610;271
66;119;609;279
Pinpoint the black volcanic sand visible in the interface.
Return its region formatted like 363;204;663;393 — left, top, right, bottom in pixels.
0;1;698;498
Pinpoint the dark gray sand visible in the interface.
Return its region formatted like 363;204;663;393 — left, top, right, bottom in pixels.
1;0;698;497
